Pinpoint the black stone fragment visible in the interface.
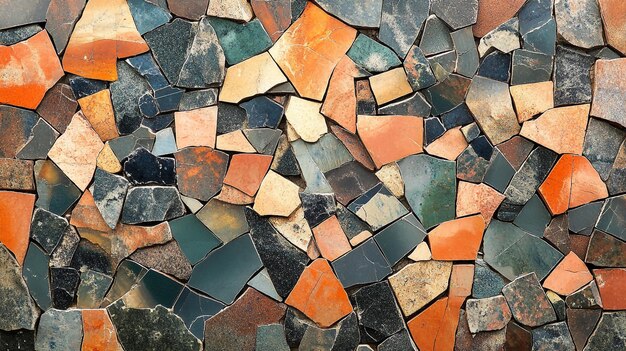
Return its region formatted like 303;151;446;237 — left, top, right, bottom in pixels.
68;75;107;99
142;113;174;132
378;92;432;117
352;281;404;342
144;18;194;86
123;147;176;186
503;146;558;206
568;202;603;235
374;214;426;265
442;103;473;129
511;49;553;85
70;239;114;275
513;194;551;237
173;287;225;340
241;96;284;129
424;117;446;145
335;203;371;241
284;308;311;347
332;312;360;351
478;52;511;82
300;192;336;228
111;61;152;134
121;186;185;224
332;238;392;288
554;45;594;106
179;89;218;111
0;330;36;351
0;24;41;45
378;329;417;351
50;267;80;310
30;208;69;254
470;135;493;160
271;135;300;177
217;102;247;134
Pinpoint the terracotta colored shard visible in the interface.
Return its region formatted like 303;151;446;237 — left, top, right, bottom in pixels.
473;0;526;37
78;89;119;141
219;52;287;103
175;147;229;202
330;125;375;171
286;259;353;328
369;67;413;105
0;30;64;109
321;56;364;133
0;159;34;191
408;298;448;351
598;0;626;55
253;170;301;217
510;81;555;123
539;155;608;215
223;154;273;196
429;215;486;261
0;191;35;265
543;252;593;295
62;0;149;81
81;309;123;351
357;115;423;169
216;130;256;153
215;185;255;205
311;216;351;261
594;268;626;310
425;127;468;160
97;143;122;173
48;112;104;191
456;182;505;224
174;106;218;149
520;105;589;155
284;97;328;143
269;2;357;101
36;83;78;134
251;0;291;42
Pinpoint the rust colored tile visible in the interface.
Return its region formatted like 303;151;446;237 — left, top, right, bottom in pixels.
175;147;229;201
570;155;609;208
286;259;353;328
167;0;208;20
357;115;423;169
269;2;357;101
0;30;64;109
570;234;590;260
369;67;413;105
429;215;485;261
81;309;123;351
456;181;505;224
321;56;364;133
36;83;78;134
473;0;526;37
311;216;351;261
543;252;593;295
598;0;626;55
510;81;554;123
520;105;589;155
78;89;119;141
223;154;273;196
539;154;574;215
407;298;447;351
0;159;34;191
251;0;291;42
62;0;149;81
330;125;375;171
593;268;626;310
425;126;468;160
0;191;35;265
174;106;218;149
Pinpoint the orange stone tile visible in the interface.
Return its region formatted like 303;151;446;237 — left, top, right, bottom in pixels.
223;154;273;197
285;259;353;327
428;215;485;261
62;0;149;81
321;56;365;133
520;105;589;155
330;125;375;171
78;89;119;141
311;216;351;261
449;264;475;298
407;298;448;351
0;191;35;265
81;309;123;351
598;0;626;55
539;154;574;215
543;252;593;296
594;268;626;310
0;30;64;109
425;127;469;160
215;184;255;205
570;155;609;208
369;67;413;106
509;81;554;123
251;0;291;42
48;112;104;191
456;181;505;224
473;0;526;37
269;2;357;101
357;115;423;169
174;106;217;149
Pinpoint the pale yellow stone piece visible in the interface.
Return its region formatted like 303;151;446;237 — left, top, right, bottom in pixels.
207;0;254;21
375;163;404;198
510;81;554;122
269;207;313;252
369;67;413;105
219;52;288;103
284;96;328;143
408;242;432;261
389;260;453;316
216;130;256;153
253;170;301;217
349;231;373;246
97;143;122;173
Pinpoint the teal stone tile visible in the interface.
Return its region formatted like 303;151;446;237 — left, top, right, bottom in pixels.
374;214;427;265
291;139;333;193
173;287;225;339
332;238;392;288
128;0;171;35
304;133;353;174
567;201;603;235
347;34;401;73
513;194;551;237
34;160;82;216
423;74;471;115
22;243;51;310
102;260;148;306
596;195;626;241
419;15;453;56
170;214;222;264
472;259;507;299
188;234;262;304
209;17;272;65
484;150;516;193
152;128;177;156
398;154;456;229
121;269;184;309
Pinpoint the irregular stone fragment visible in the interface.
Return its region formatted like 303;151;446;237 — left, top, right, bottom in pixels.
0;159;34;191
420;15;454;56
127;0;171;35
584;118;626;181
511;49;553;85
256;324;289;351
425;127;468;160
502;272;557;327
123;147;175;186
197;199;248;242
247;268;282;303
129;241;191;280
216;130;255;153
169;214;220;265
269;2;356;101
62;0;148;81
245;128;282;155
332;238;392;288
45;0;86;53
330;125;376;171
268;207;312;252
209;17;272;65
0;191;35;265
477;18;520;56
585;312;626;351
595;195;626;241
431;0;478;29
29;208;68;255
378;0;429;57
532;322;575;351
566;281;603;309
0;244;40;331
35;309;83;351
174;106;217;149
325;161;379;206
251;0;291;42
466;296;512;333
509;81;554;122
503;146;558;207
167;0;208;20
369;68;413;106
311;216;351;261
375;213;426;264
254;170;301;217
36;83;78;134
81;309;123;351
554;46;594;106
427;50;456;82
429;215;485;261
121;186;184;224
456;182;504;224
423;74;471;115
300;192;335;228
284;97;327;143
555;0;604;49
358;115;422;169
542;252;593;296
591;59;626;128
175;147;228;201
0;30;64;109
207;0;253;21
473;0;525;37
347;183;408;231
352;281;404;342
403;45;436;91
586;230;626;267
315;0;383;28
451;26;479;78
75;269;111;308
320;57;364;133
593;268;626;310
472;259;506;299
598;0;626;55
566;309;601;350
119;268;183;309
389;260;452;316
219;52;288;103
16;118;59;160
0;106;38;158
347;34;400;74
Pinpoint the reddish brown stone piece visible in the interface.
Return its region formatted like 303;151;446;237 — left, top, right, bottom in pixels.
520;105;589;155
286;259;353;328
593;268;626;310
473;0;526;37
36;83;78;134
311;216;351;261
175;147;229;202
81;309;124;351
357;115;423;169
543;252;593;296
63;0;149;81
429;215;485;261
0;191;35;265
0;30;64;109
321;56;365;133
251;0;291;42
223;154;273;197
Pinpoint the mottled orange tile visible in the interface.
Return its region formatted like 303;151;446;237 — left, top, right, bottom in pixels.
269;2;357;101
425;127;468;160
456;182;505;224
321;56;365;133
311;216;351;261
594;268;626;310
570;155;609;208
543;252;593;296
0;191;35;265
78;89;119;141
357;115;423;169
62;0;149;81
81;309;123;351
286;259;352;327
223;154;273;196
0;30;64;109
429;215;485;261
174;106;217;149
520;105;589;155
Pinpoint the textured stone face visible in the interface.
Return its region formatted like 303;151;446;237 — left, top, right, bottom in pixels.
389;260;452;316
591;59;626;128
555;0;604;49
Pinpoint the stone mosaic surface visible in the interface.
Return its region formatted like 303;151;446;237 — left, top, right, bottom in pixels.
0;0;625;350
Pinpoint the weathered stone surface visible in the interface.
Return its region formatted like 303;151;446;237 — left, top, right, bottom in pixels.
81;309;123;351
130;241;192;280
598;0;626;55
197;199;248;243
347;34;400;74
121;186;184;224
91;168;128;229
584;118;626;181
254;170;301;217
473;0;525;37
352;281;404;342
591;59;626;128
0;106;38;158
369;68;414;106
35;309;83;351
0;159;34;191
251;0;291;42
566;308;601;350
166;0;207;20
432;0;478;29
15;118;59;161
378;0;429;58
332;238;391;288
466;296;512;333
595;195;626;241
315;0;382;28
36;83;78;134
0;191;35;266
45;0;86;53
543;252;593;296
509;81;554;122
532;322;576;351
374;214;426;265
209;17;271;66
284;97;327;143
0;244;40;331
503;146;558;207
593;268;626;310
347;183;408;231
0;0;49;30
311;215;350;261
477;18;520;57
389;260;452;316
502;272;557;327
207;0;252;21
586;230;626;267
456;182;504;225
220;52;287;103
555;0;604;49
175;147;228;201
585;312;626;351
403;45;436;91
554;46;594;106
123;147;175;186
511;49;553;85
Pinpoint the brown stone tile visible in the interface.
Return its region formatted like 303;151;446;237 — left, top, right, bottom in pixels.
36;83;78;134
251;0;291;42
591;58;626;128
357;115;423;169
81;309;123;351
130;240;192;280
356;79;376;115
425;127;468;160
253;170;301;217
219;52;288;103
175;147;228;201
284;97;327;143
0;191;35;265
593;268;626;310
285;259;352;328
269;2;357;101
321;56;365;133
167;0;208;20
473;0;526;37
598;0;626;55
174;106;218;149
369;67;413;106
543;252;593;295
78;89;119;141
456;181;505;224
63;0;149;81
216;130;256;153
0;159;34;191
0;30;64;109
97;143;122;173
495;136;534;170
520;105;589;155
570;234;591;261
510;81;554;123
330;125;375;171
223;154;273;196
429;215;485;261
585;230;626;267
311;216;351;261
389;260;453;316
466;296;512;333
48;112;104;191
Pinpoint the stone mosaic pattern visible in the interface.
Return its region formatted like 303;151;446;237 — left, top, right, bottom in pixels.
0;0;625;350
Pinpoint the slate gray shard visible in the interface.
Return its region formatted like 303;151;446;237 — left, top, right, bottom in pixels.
91;168;129;229
347;34;401;74
173;286;225;339
403;45;437;91
466;296;512;333
188;234;262;304
50;225;80;268
503;146;558;206
178;17;226;88
127;0;171;35
0;244;40;331
0;24;41;45
144;19;194;86
586;230;626;267
456;143;490;183
0;0;49;30
565;281;603;309
442;103;473;129
45;0;86;53
483;151;516;193
315;0;383;27
16;118;59;160
50;267;79;309
378;329;417;351
568;202;603;235
566;308;601;350
352;281;404;342
35;309;83;351
152;128;177;156
378;92;432;117
30;207;68;254
555;0;604;49
584;312;626;351
374;214;426;265
522;17;556;56
248;268;282;302
302;133;353;174
347;183;408;231
244;128;282;155
209;17;272;65
256;324;290;351
583;118;626;181
451;26;479;78
423;74;471;115
532;322;576;351
108;301;202;351
22;242;52;311
245;208;308;299
108;126;156;161
121;186;185;224
284;308;312;347
335;203;372;242
399;154;456;229
518;0;553;35
419;15;453;56
554;45;594;106
123;147;176;186
130;241;193;281
477;18;520;57
299;325;337;350
502;272;557;327
325;161;380;206
217;102;247;134
427;50;457;82
477;51;511;82
169;214;221;265
300;192;336;228
511;49;553;85
179;89;218;111
378;0;430;58
472;259;507;299
431;0;477;29
291;139;333;193
76;269;112;308
595;195;626;241
111;61;152;134
331;312;360;351
68;76;107;100
272;135;300;176
513;194;551;237
241;96;284;129
332;238;392;288
120;268;183;309
483;220;563;281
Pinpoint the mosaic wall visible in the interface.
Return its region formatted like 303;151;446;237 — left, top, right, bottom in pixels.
1;0;625;350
